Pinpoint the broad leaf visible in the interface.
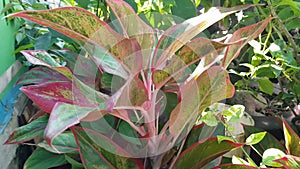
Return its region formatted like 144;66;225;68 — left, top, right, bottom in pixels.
5;115;48;144
172;0;197;20
21;81;94;113
283;119;300;156
38;132;78;153
106;0;155;50
153;4;260;67
45;102;106;151
153;38;233;86
169;66;235;136
222;18;272;68
172;138;243;169
20;50;73;79
244;125;286;155
17;66;69;85
72;126;144;169
8;7;123;49
24;148;67;169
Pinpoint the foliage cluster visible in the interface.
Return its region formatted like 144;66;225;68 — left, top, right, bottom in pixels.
2;0;300;168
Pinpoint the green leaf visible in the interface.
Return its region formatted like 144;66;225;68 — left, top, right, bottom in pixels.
262;148;286;167
222;105;245;123
72;126;144;169
217;135;235;143
65;155;84;169
283;119;300;156
172;0;197;20
118;120;142;146
24;148;67;169
4;115;48;144
38;132;78;153
245;132;266;145
173;138;243;169
257;78;274;95
244;126;286;155
201;111;219;127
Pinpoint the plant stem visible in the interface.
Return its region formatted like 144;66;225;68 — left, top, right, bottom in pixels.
221;121;258;167
267;0;300;66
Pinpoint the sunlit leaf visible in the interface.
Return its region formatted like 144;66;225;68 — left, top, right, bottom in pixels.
169;66;235;136
222;18;272;68
245;132;266;145
283;119;300;156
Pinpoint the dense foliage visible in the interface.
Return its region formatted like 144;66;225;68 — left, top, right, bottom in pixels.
3;0;300;168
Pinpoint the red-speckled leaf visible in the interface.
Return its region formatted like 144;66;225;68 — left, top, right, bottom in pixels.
107;76;148;111
153;4;260;68
71;126;144;169
45;102;107;151
283;119;300;156
21;50;73;79
21;81;94;113
169;66;234;136
222;18;272;68
8;7;123;49
212;164;256;169
173;138;243;169
110;38;143;73
106;0;155;50
4;115;48;144
17;67;70;85
153;38;234;86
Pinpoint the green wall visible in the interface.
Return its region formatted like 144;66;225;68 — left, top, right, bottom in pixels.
0;0;27;100
0;0;17;75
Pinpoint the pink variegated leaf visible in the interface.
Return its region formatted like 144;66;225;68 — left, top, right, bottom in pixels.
21;81;95;113
8;7;123;49
17;67;70;85
222;18;272;68
44;102;106;151
153;38;235;86
71;126;144;169
106;0;155;50
21;50;73;79
168;66;234;136
153;4;261;68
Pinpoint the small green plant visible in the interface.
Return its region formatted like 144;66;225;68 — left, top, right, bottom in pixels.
4;0;273;168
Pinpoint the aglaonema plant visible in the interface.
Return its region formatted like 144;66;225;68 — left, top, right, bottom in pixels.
4;0;271;168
